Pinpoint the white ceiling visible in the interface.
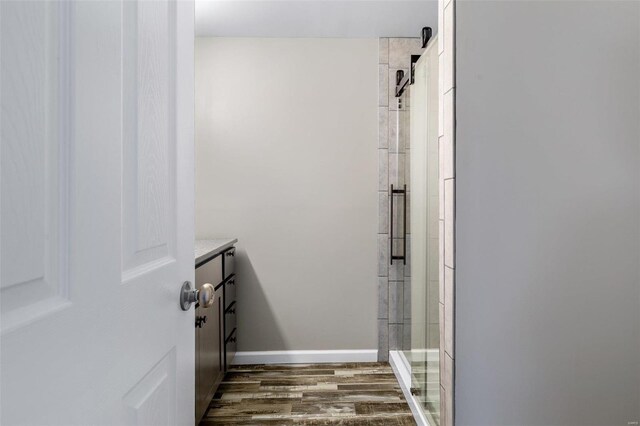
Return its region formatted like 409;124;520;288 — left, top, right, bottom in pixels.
195;1;438;38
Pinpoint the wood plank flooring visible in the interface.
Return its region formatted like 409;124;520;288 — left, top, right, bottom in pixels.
200;362;416;425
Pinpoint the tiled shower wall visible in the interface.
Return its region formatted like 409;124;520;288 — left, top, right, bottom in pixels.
377;38;424;362
438;0;456;424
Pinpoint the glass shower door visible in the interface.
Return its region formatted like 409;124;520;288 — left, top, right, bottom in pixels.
408;38;440;425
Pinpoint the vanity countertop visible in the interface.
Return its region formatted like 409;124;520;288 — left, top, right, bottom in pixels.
195;238;238;265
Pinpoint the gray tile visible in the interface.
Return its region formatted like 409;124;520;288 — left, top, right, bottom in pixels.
389;38;423;69
389;240;404;280
378;234;389;277
429;238;439;282
428;323;440;349
403;279;411;320
444;179;455;268
402;322;411;351
378;277;388;320
429;279;440;324
378;319;389;362
439;60;445;138
443;2;455;91
405;150;411;192
378;38;389;64
403;111;410;150
389;324;403;350
439;303;445;361
439;136;445;220
443;89;455;179
439;220;445;304
439;320;445;372
388;110;407;153
378;149;388;192
390;262;404;282
389;281;404;324
390;192;405;237
404;234;411;277
440;386;447;426
444;379;454;426
379;64;389;107
378;192;389;234
404;191;411;234
389;153;405;188
378;107;389;149
443;354;453;425
438;0;444;52
439;51;445;134
444;266;455;358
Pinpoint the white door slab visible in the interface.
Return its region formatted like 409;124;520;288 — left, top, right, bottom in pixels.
0;1;195;424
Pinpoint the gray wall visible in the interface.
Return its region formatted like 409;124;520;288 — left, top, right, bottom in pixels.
195;38;378;351
455;2;640;425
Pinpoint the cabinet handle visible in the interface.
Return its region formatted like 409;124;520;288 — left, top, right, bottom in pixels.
195;315;207;328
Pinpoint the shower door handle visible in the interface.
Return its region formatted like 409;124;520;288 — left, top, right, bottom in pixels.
390;184;407;265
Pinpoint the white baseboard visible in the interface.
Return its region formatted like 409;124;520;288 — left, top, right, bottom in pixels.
389;350;432;426
231;349;378;365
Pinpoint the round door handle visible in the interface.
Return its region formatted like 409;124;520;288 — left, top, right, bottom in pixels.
198;283;215;308
180;281;216;311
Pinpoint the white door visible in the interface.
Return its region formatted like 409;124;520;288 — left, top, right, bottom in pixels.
1;1;195;425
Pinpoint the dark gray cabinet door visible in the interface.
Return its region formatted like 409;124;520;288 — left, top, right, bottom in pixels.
195;258;224;424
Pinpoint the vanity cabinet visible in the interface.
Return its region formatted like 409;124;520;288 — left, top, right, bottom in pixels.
193;240;238;425
194;256;224;424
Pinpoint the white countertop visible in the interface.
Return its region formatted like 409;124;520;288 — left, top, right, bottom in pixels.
195;238;238;265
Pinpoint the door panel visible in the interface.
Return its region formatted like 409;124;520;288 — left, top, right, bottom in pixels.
0;1;195;424
122;0;177;279
123;348;177;426
410;38;440;424
0;0;72;334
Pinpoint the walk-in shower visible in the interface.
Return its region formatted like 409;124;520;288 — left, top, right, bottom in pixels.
389;30;440;425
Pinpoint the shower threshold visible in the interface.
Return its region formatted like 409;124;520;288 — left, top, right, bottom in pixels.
389;350;439;426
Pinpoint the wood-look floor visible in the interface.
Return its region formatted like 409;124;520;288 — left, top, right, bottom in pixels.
200;362;416;425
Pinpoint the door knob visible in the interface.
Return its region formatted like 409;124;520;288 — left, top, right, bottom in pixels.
198;283;215;308
180;281;215;311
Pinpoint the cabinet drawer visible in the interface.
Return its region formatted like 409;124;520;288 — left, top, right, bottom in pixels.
224;275;236;311
195;255;223;288
223;248;235;279
224;301;237;341
224;328;237;370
